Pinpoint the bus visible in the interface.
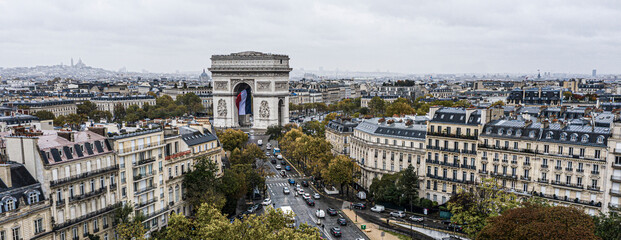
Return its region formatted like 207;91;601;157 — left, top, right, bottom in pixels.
280;206;296;228
273;147;281;155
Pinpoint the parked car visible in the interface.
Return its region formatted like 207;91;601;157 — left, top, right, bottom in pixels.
327;208;338;216
275;165;282;170
370;205;384;213
271;159;277;164
305;198;315;206
288;179;296;185
261;198;272;206
247;204;260;213
301;180;309;187
285;165;291;171
283;187;290;194
303;193;311;199
409;216;424;222
337;218;347;226
352;203;366;209
313;193;321;199
257;139;263;146
390;211;406;218
330;227;342;237
315;209;325;218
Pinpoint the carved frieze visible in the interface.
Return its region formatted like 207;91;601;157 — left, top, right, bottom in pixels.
217;99;227;117
214;81;228;91
259;101;270;118
257;81;271;91
275;81;288;91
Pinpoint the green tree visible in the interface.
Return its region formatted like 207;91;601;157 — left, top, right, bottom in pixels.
368;96;385;115
563;91;573;101
113;104;126;121
166;203;321;240
183;157;225;210
91;110;112;122
385;101;415;116
216;129;249;152
478;204;599;240
77;101;98;116
490;100;505;107
593;212;621;240
398;165;419;211
323;155;355;196
447;178;522;238
266;125;284;141
301;120;325;137
322;112;339;125
113;204;146;240
369;173;401;205
176;93;204;115
34;110;55;120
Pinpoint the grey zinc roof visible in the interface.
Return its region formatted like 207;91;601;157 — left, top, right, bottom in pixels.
182;132;218;146
355;118;426;140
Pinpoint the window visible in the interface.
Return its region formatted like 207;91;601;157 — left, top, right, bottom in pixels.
34;218;44;234
514;142;518;150
546;131;553;139
570;133;578;141
597;135;605;144
5;198;15;211
529;131;536;138
569;147;574;156
591;179;598;188
544;145;549;153
595;150;601;159
558;146;563;155
28;191;40;204
581;134;589;143
580;148;585;157
11;227;20;240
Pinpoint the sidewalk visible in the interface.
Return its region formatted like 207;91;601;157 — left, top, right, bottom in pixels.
342;209;400;240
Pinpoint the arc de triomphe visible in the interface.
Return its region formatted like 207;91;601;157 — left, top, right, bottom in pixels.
209;51;291;129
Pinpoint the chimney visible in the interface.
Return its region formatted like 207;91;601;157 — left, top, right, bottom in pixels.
88;127;106;137
0;164;12;188
542;120;549;129
57;131;74;142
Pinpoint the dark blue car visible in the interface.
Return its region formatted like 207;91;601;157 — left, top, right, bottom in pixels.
285;166;291;171
288;179;296;185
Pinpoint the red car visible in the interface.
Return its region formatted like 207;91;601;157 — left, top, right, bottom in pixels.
305;198;315;206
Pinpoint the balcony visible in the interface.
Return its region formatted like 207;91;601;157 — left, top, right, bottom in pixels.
524;162;530;166
461;149;477;155
133;157;156;167
554;166;562;170
478;144;536;154
613;163;621;170
565;167;573;172
520;176;531;181
53;203;121;230
134;171;155;181
490;172;518;180
478;170;489;175
501;159;508;163
143;206;170;220
135;186;156;195
510;161;518;165
50;165;119;187
425;173;473;185
537;178;549;184
493;158;499;162
550;180;583;190
460;164;476;170
136;197;158;209
577;169;584;173
533;192;601;207
119;141;164;154
427;132;478;140
591;171;600;175
610;189;621;197
69;187;107;203
587;186;601;192
609;203;621;211
612;176;621;183
541;165;548;169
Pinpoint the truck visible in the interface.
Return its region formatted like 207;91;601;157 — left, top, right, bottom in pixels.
370;205;385;213
280;206;296;228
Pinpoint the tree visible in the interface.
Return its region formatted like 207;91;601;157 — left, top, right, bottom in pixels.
217;129;249;152
368;96;385;115
77;101;98;116
322;155;355;196
385;102;415;116
266;125;284;141
91;110;112;122
113;204;147;240
563;91;573;101
322;112;339;125
593;212;621;240
301;120;325;138
447;178;522;238
477;204;598;240
113;104;126;121
397;165;419;211
183;157;225;210
176;93;204;115
61;113;87;130
34;110;55;120
242;143;267;164
490;100;505;107
369;173;401;205
166;203;321;240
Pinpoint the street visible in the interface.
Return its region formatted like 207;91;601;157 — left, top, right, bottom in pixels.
247;134;368;240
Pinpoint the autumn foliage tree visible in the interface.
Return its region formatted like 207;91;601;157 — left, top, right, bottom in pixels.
477;204;599;240
216;128;249;152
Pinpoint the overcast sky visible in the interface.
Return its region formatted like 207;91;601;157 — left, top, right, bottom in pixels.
1;0;620;74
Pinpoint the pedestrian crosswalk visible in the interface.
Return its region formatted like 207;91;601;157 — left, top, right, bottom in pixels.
266;174;300;179
267;182;291;188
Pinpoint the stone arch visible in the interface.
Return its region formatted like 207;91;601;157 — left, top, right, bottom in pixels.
233;82;253;127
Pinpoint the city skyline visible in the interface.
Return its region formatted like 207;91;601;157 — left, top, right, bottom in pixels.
1;0;621;74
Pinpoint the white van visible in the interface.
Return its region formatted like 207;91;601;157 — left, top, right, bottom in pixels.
257;139;263;146
315;209;325;218
371;205;385;213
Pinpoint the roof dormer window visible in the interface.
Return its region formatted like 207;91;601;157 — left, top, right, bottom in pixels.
570;133;578;142
560;132;567;141
546;132;553;139
597;135;605;144
581;134;589;143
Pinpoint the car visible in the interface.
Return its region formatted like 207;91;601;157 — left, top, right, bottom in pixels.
337;218;347;226
448;223;464;232
313;193;320;199
390;211;406;218
285;165;291;171
297;189;305;195
330;227;342;237
265;152;270;157
315;209;325;218
409;216;424;222
305;198;315;206
247;205;259;213
288;179;296;185
301;180;309;187
275;165;282;170
277;155;283;160
327;208;338;216
296;184;301;189
280;170;286;177
271;159;276;164
370;205;385;213
281;160;286;165
283;187;290;194
303;193;311;199
352;203;366;209
261;198;272;206
257;139;263;146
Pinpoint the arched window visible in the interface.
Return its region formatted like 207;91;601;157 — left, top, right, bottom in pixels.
546;131;553;139
597;135;605;144
4;197;16;211
560;132;567;141
486;127;492;134
581;134;589;143
507;129;513;136
570;133;578;142
516;130;522;137
498;128;504;136
529;131;536;138
168;188;173;203
27;190;40;204
175;185;180;202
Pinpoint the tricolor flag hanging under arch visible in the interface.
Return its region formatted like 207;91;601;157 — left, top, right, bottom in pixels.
235;89;252;115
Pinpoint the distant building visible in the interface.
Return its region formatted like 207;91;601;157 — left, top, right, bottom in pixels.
3;100;77;117
506;87;562;106
325;119;359;155
91;95;156;116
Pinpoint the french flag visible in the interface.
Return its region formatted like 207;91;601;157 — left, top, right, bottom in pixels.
236;89;252;115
